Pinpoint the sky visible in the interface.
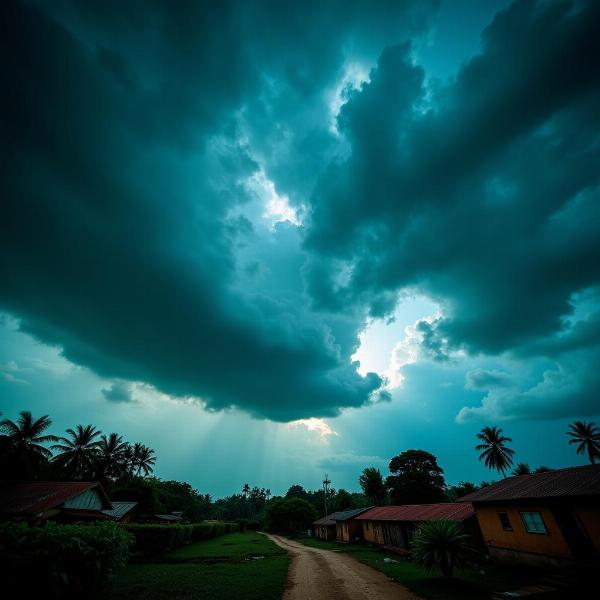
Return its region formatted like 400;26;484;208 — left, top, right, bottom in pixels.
2;0;600;498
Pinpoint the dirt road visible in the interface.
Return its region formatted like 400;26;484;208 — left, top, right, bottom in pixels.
266;534;422;600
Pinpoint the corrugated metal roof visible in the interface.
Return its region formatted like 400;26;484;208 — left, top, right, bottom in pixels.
102;501;138;520
458;464;600;503
154;513;183;522
314;511;341;526
356;503;474;522
0;481;111;515
333;507;372;521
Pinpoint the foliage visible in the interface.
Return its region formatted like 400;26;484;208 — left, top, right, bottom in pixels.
512;462;531;476
567;420;600;464
123;522;237;557
0;520;133;599
476;426;515;477
51;424;102;479
410;519;479;579
444;481;479;502
264;497;316;535
0;410;57;478
386;449;446;504
359;467;387;505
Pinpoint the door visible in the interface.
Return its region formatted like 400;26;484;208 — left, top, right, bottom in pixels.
552;506;596;562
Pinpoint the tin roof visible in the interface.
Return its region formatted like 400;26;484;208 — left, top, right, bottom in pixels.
102;501;138;520
458;464;600;503
0;481;111;516
356;503;474;522
333;507;372;521
314;511;342;526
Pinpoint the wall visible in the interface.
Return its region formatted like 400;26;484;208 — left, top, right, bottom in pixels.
475;503;572;562
574;503;600;558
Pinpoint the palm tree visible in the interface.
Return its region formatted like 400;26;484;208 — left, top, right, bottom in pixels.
97;432;129;480
51;424;102;479
131;442;156;476
0;411;57;477
242;483;250;498
476;426;515;478
411;519;478;579
567;421;600;464
512;462;531;476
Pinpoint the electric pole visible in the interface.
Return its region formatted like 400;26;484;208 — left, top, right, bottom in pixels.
322;473;331;516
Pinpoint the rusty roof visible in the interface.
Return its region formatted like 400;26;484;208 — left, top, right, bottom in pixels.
458;464;600;503
356;503;475;522
0;481;111;516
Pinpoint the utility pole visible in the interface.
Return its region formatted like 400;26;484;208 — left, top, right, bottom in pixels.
322;473;331;517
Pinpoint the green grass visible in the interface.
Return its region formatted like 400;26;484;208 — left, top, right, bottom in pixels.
294;537;537;600
109;532;288;600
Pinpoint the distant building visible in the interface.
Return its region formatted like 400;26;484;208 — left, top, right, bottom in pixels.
102;501;138;523
334;508;372;542
314;511;341;541
459;464;600;567
147;512;184;524
355;503;478;553
0;481;112;522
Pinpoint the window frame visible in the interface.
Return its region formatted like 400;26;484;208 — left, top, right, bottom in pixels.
519;511;548;535
497;511;513;532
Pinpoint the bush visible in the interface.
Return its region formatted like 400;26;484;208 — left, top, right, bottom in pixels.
410;519;479;579
124;521;238;557
0;521;133;599
265;497;316;535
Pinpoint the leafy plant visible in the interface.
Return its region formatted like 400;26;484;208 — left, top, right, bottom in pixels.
411;519;479;579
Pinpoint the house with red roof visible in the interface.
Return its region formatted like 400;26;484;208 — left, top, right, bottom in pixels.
458;464;600;567
0;481;113;522
355;502;480;553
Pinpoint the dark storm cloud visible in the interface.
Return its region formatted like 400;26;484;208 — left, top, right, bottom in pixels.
306;0;600;358
1;0;437;420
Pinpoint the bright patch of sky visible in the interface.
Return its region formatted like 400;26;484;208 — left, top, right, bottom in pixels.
352;293;439;381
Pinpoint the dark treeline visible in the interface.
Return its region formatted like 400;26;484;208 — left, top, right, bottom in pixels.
2;410;599;528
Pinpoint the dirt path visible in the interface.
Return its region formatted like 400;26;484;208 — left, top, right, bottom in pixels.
265;534;423;600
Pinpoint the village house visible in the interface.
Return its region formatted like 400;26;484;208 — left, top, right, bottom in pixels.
0;481;113;522
459;464;600;568
355;503;479;553
313;511;340;541
334;507;372;542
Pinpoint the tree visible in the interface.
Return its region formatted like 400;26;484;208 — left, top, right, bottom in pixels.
0;411;57;478
265;497;316;535
512;462;531;476
51;424;102;479
285;484;308;500
533;465;552;473
97;432;129;481
331;489;353;511
242;483;251;498
359;467;387;505
567;421;600;464
411;519;478;579
386;449;446;504
445;481;478;502
131;443;156;476
476;426;515;478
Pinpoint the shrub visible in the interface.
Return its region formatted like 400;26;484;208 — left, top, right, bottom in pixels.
265;497;316;535
0;521;133;599
410;519;479;579
124;521;238;557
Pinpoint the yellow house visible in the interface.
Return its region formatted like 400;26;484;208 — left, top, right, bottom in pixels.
459;464;600;568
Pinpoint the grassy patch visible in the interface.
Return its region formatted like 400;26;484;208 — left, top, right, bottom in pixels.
109;532;288;600
294;537;536;600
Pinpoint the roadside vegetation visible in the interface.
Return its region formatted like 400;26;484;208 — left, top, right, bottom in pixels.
109;532;288;600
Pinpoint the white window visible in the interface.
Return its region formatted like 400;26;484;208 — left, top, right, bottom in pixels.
520;511;548;534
